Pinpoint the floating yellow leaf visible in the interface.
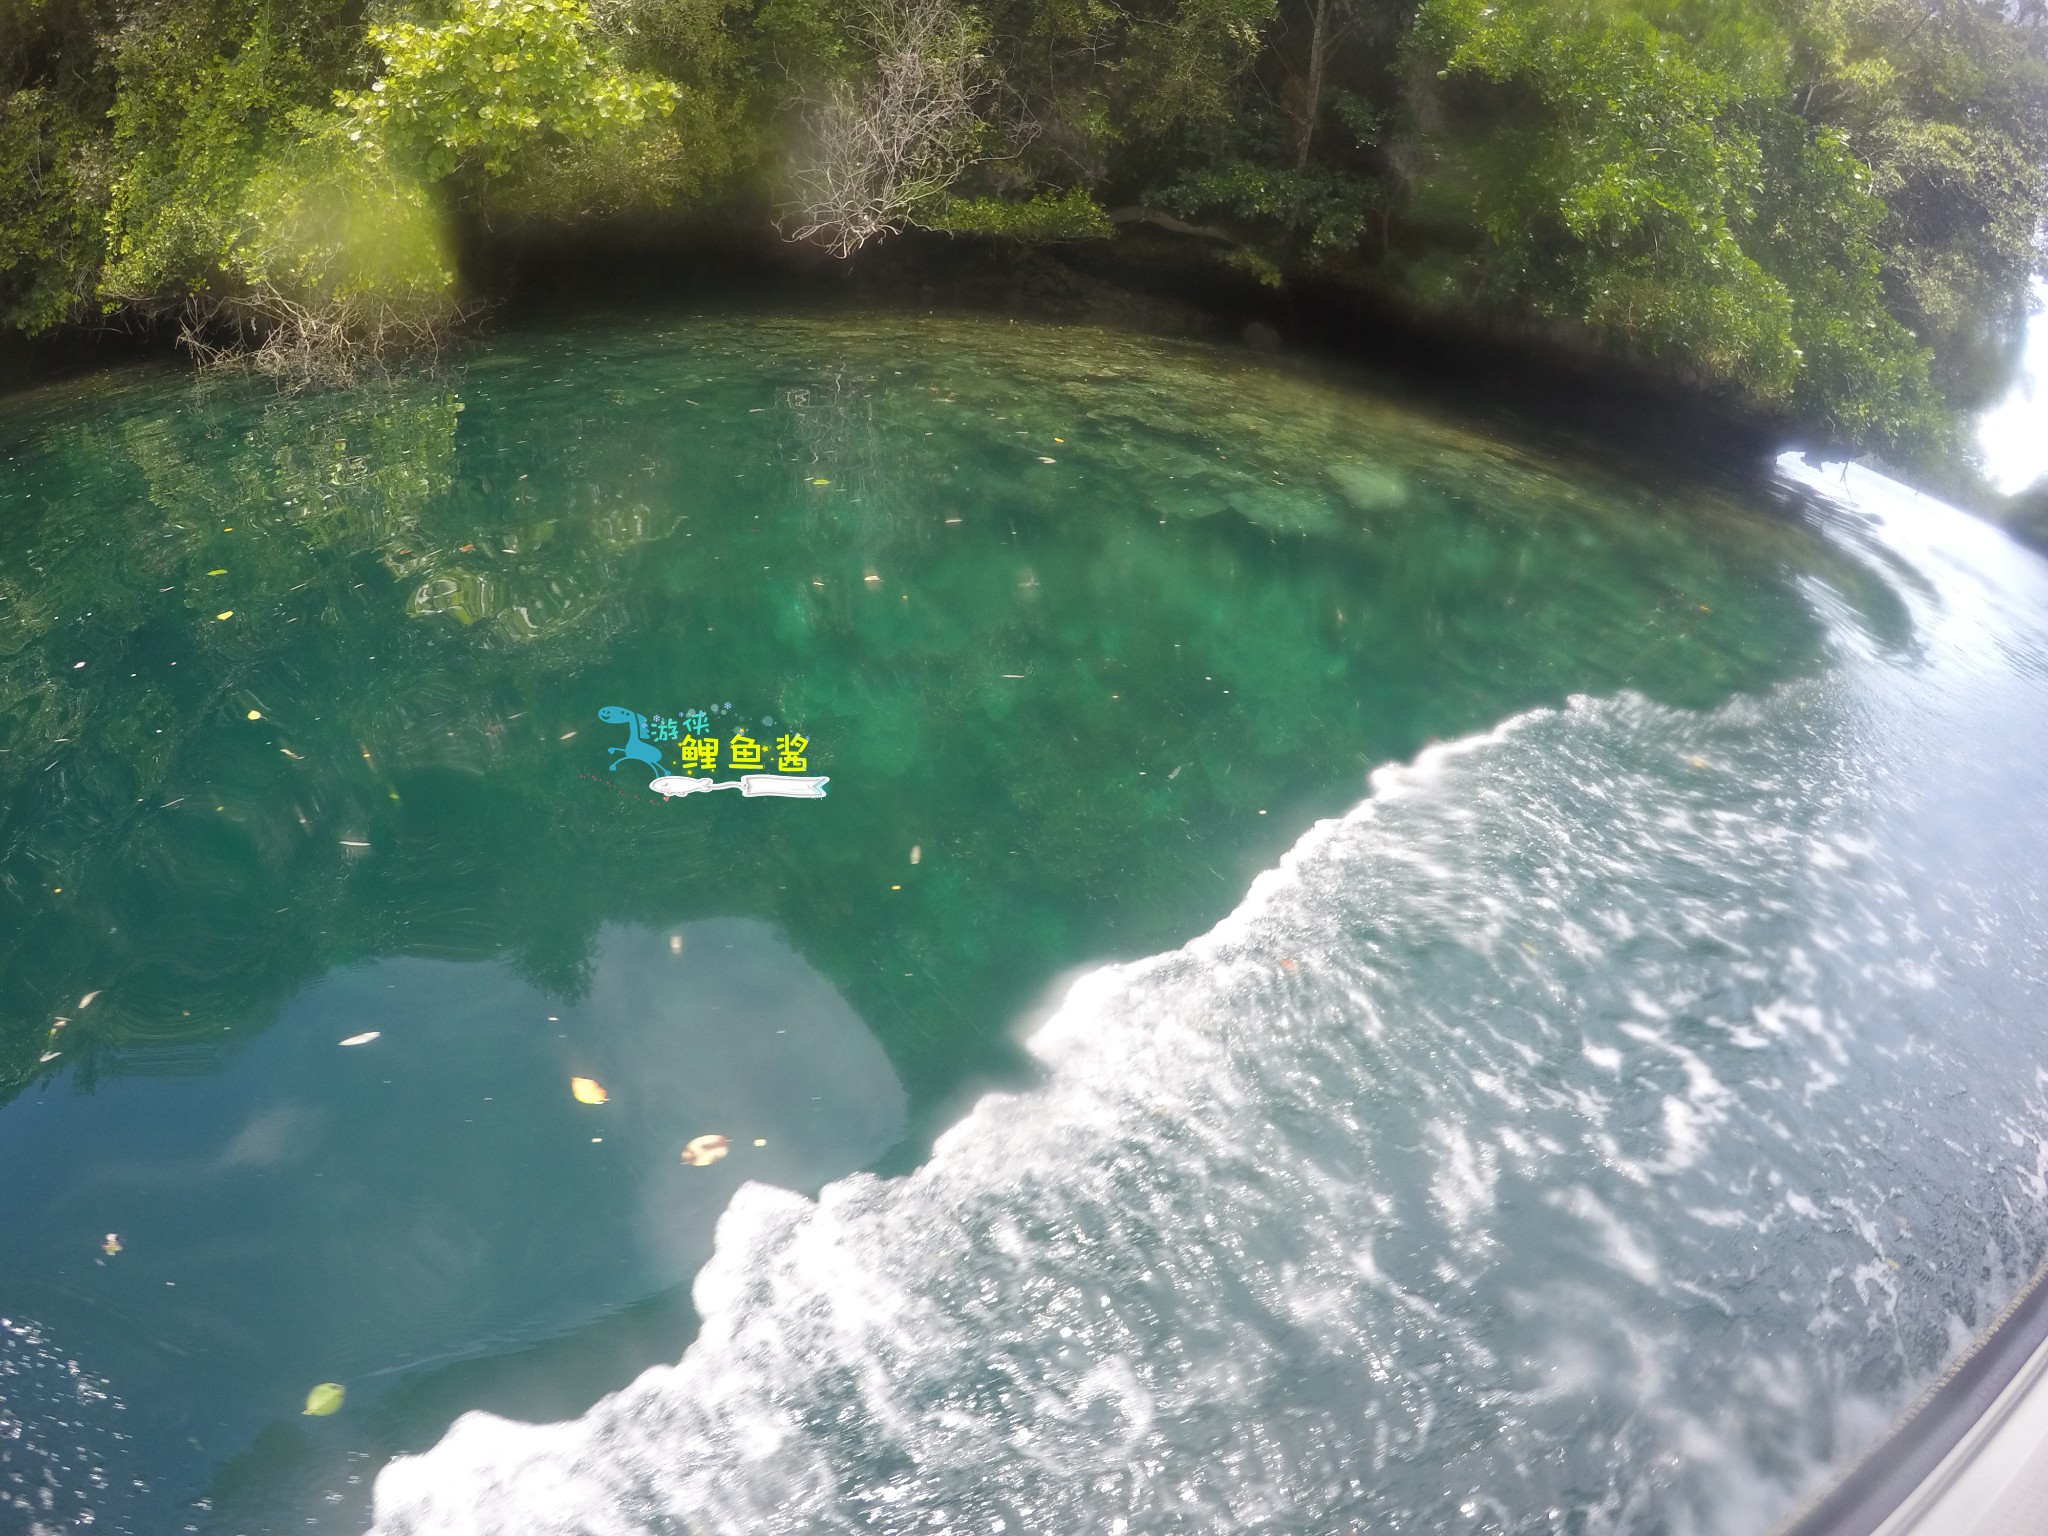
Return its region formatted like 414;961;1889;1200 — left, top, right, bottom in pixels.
339;1031;380;1047
570;1076;608;1105
246;710;262;721
681;1133;729;1166
216;611;234;621
207;569;227;576
303;1383;346;1417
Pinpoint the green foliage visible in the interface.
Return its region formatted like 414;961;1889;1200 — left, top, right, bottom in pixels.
0;0;2040;461
1747;105;1943;446
1406;0;1794;391
1400;0;1958;449
336;0;683;200
1163;163;1376;252
0;85;107;333
0;0;119;333
589;0;760;196
754;0;866;78
1121;0;1279;137
1784;0;2048;409
920;185;1114;239
98;0;362;308
232;115;454;317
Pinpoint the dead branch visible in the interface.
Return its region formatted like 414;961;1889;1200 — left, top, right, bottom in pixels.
782;0;992;258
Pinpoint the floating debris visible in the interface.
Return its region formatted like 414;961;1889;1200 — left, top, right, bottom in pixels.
681;1134;729;1166
339;1031;380;1047
302;1383;346;1417
246;710;262;721
570;1076;609;1105
101;1234;121;1257
77;992;99;1009
910;845;921;865
668;934;684;954
216;611;233;621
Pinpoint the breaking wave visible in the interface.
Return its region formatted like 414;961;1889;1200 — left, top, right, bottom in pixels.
369;465;2048;1536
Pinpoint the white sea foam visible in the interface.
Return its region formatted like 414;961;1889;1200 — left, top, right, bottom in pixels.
367;470;2048;1536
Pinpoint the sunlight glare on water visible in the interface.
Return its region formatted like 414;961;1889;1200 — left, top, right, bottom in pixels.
1978;276;2048;497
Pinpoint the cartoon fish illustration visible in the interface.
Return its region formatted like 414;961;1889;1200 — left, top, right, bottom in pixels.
647;775;828;800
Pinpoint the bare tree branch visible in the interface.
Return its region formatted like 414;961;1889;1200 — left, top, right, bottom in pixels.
781;0;992;258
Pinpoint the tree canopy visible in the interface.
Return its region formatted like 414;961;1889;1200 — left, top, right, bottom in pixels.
2;0;2044;461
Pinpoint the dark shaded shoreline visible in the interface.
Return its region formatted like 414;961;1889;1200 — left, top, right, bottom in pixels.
0;222;2001;522
491;222;1809;485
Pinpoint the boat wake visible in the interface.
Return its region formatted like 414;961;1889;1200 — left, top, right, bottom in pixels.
369;465;2048;1536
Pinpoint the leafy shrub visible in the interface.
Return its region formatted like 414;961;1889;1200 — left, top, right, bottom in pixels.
336;0;682;198
921;186;1114;240
1401;0;1954;449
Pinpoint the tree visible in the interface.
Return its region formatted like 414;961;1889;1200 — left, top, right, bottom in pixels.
1784;0;2048;410
335;0;686;209
778;0;998;256
1397;0;1949;449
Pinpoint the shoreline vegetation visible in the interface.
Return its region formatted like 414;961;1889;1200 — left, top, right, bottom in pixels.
2;0;2045;510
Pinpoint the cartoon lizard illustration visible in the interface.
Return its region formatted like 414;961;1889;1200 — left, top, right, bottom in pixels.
598;706;666;776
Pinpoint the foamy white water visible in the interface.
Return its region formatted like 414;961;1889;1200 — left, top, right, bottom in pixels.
368;466;2048;1536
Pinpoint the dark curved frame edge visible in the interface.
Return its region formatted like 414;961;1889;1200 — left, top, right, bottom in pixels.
1772;1254;2048;1536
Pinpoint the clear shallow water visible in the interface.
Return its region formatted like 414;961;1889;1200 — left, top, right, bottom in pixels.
0;317;2038;1535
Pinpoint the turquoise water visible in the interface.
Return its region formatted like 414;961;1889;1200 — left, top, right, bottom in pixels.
2;318;2040;1535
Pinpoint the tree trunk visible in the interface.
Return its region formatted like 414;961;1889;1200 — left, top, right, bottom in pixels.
1297;0;1332;170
